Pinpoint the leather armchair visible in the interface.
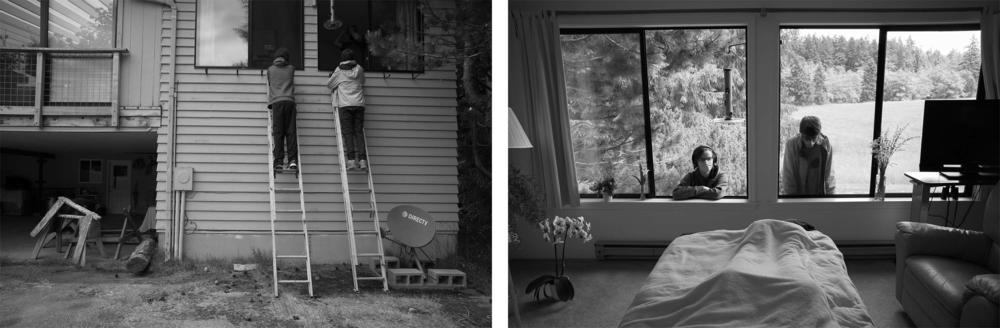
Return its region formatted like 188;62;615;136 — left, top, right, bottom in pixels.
896;186;999;327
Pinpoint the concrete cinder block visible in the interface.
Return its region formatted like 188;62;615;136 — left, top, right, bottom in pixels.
427;269;466;288
387;268;424;287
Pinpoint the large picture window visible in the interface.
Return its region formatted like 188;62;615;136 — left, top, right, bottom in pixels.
195;0;303;69
561;27;749;198
779;26;980;197
316;0;422;72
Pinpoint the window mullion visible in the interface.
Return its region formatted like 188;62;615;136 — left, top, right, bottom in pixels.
870;28;888;197
639;29;655;198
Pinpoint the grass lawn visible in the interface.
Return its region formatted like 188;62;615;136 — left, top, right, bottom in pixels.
788;100;927;195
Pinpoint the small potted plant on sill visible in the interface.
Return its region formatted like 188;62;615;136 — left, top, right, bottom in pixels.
525;215;593;302
871;124;916;201
590;177;616;202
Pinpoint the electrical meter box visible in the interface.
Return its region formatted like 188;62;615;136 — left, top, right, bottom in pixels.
174;167;194;191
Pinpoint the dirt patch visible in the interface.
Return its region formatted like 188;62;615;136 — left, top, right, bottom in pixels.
0;257;490;327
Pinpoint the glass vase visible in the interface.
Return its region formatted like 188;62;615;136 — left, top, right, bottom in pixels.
875;171;887;201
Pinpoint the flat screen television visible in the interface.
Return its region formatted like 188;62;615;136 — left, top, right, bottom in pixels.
919;99;999;174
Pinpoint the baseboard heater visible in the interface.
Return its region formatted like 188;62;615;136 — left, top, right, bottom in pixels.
595;240;671;260
836;241;895;260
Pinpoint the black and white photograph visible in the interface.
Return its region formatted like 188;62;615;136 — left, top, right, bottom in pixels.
0;0;491;326
508;0;999;327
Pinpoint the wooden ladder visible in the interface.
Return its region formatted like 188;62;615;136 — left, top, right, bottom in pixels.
333;108;389;292
266;106;314;297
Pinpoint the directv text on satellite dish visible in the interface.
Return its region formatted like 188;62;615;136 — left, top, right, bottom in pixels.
402;210;429;226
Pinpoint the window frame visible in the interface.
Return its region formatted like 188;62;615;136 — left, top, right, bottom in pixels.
315;0;425;73
561;26;751;200
777;24;982;199
79;159;104;184
193;0;305;70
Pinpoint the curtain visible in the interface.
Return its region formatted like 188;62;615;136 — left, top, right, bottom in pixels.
983;6;1000;99
509;10;580;207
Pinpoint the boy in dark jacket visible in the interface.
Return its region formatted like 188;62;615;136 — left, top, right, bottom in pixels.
673;145;729;200
267;48;297;171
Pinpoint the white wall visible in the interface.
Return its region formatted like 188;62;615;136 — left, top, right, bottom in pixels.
509;0;997;259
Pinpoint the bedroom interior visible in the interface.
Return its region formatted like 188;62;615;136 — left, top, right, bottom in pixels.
508;0;1000;327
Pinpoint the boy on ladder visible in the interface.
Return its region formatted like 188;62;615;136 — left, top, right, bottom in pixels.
267;48;298;172
326;49;367;170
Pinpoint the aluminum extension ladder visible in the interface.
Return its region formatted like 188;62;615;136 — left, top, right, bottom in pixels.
266;107;315;297
333;107;389;292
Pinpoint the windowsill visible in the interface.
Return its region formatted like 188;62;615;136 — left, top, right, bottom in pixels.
581;198;749;204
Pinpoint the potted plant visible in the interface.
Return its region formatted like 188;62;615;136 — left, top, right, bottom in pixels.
589;177;616;202
871;124;917;200
524;216;593;302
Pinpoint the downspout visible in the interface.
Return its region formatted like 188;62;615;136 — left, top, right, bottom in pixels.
164;2;179;261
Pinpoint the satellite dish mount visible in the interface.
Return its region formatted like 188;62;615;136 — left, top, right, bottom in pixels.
384;205;437;274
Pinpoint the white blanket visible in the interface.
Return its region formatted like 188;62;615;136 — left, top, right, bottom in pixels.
619;219;874;328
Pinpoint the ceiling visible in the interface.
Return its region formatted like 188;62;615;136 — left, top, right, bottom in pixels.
0;131;157;155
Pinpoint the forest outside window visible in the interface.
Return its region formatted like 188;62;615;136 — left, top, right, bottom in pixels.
779;27;981;198
560;27;749;199
316;0;422;72
195;0;303;69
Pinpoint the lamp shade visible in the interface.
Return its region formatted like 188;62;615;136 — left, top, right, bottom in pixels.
509;108;533;149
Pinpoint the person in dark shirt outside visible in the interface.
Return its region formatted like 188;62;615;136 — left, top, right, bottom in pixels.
673;145;729;200
267;47;298;171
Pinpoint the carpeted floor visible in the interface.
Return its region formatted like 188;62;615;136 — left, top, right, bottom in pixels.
510;259;916;328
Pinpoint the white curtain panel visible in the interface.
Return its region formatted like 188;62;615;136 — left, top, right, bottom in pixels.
983;7;1000;99
509;10;580;207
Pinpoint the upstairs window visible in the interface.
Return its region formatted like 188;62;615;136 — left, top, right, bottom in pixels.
779;26;980;197
316;0;423;72
561;27;749;199
196;0;304;69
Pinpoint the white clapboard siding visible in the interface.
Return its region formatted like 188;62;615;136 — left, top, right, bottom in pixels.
156;0;460;238
117;0;163;107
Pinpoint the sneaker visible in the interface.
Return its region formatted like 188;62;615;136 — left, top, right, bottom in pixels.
273;163;283;171
288;160;298;170
358;160;368;170
347;159;357;170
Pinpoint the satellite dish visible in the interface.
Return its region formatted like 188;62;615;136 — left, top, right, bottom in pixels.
386;205;436;248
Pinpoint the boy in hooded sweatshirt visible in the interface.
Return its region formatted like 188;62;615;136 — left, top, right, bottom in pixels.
267;48;298;171
326;49;367;170
673;145;729;200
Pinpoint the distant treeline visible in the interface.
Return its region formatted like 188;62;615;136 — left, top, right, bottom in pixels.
780;30;981;106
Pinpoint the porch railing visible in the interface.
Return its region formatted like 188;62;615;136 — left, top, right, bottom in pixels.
0;47;128;127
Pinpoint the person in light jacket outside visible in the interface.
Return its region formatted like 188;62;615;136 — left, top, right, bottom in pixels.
326;49;367;170
781;115;836;195
673;145;729;200
267;47;297;171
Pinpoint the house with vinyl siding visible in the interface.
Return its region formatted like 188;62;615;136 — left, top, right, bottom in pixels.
0;0;461;263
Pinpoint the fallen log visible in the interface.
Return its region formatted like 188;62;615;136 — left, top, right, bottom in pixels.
126;235;156;274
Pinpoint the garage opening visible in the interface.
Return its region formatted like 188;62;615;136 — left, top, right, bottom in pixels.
0;131;157;260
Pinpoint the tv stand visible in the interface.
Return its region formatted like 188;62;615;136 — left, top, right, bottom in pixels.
905;172;997;223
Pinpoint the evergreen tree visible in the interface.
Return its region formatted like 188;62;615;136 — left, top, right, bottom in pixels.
812;66;828;104
960;37;981;74
787;61;811;105
860;59;877;102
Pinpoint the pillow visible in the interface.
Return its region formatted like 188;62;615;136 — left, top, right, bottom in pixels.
964;274;1000;304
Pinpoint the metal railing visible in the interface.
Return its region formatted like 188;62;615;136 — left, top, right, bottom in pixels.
0;47;127;127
